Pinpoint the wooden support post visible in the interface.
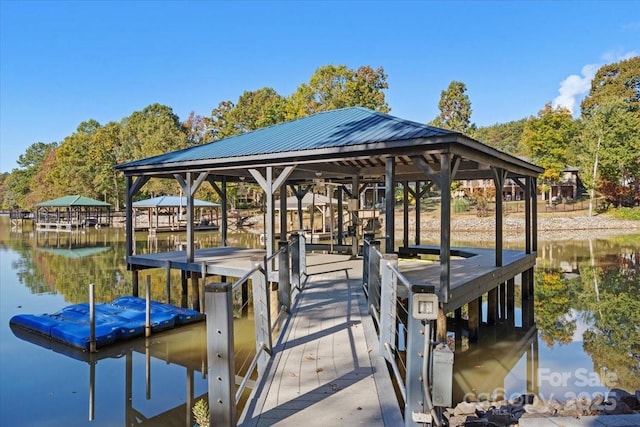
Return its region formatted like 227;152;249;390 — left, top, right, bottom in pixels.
190;273;200;312
487;289;498;325
384;157;395;253
337;186;344;246
200;262;207;314
468;297;480;343
499;282;506;320
507;278;515;328
437;304;447;343
145;275;151;337
455;308;463;352
403;182;409;248
132;270;139;297
205;283;236;426
165;261;171;304
181;270;188;308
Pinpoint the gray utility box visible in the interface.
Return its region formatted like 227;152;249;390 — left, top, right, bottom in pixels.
432;344;454;407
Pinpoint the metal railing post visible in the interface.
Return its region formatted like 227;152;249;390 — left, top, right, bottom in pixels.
251;256;271;374
278;241;291;312
380;254;398;360
367;240;381;314
405;297;425;427
205;282;236;426
291;232;301;291
89;283;96;353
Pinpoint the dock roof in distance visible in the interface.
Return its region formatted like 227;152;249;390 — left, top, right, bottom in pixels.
36;195;111;208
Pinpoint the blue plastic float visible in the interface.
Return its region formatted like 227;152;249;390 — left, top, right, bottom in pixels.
10;297;204;351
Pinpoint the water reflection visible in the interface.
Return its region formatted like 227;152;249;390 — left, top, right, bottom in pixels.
449;234;640;404
1;216;639;425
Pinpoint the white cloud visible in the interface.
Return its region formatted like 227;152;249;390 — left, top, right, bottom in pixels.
552;51;639;115
552;63;599;114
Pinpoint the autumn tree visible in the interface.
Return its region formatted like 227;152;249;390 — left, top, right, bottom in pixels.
579;57;640;209
522;103;578;200
2;141;57;208
47;120;103;199
429;81;473;134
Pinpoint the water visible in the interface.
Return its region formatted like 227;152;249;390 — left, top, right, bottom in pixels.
1;217;638;425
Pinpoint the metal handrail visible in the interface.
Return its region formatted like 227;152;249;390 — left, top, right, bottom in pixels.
231;263;265;293
235;342;268;404
384;342;406;403
265;245;286;263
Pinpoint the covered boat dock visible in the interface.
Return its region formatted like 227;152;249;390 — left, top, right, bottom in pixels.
115;107;543;425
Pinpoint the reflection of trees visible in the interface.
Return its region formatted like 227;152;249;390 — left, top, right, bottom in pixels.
578;251;640;392
534;270;577;347
535;238;640;392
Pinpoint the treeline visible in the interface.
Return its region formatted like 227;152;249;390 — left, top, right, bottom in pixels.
1;58;638;211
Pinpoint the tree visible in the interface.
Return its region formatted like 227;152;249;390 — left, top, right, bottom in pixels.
471;119;527;155
3;141;57;208
122;103;187;161
121;104;188;196
579;57;640;209
286;64;389;119
429;81;473;133
47;120;103;199
182;111;211;146
522;103;578;200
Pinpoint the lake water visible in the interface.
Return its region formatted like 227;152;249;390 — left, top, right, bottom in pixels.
1;217;638;425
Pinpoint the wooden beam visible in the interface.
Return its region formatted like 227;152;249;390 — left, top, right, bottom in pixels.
440;153;452;303
385;157;395;253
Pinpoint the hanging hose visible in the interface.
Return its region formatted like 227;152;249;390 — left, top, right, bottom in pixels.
421;320;443;426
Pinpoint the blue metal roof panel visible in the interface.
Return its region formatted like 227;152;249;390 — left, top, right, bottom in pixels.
118;107;455;168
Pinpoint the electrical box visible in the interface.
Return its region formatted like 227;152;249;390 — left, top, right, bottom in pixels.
432;344;454;407
347;225;356;237
348;199;358;211
412;293;438;320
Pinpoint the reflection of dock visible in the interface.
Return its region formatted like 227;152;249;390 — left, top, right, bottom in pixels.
10;320;253;426
451;324;538;402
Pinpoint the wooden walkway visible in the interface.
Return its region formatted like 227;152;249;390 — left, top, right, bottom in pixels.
240;254;403;426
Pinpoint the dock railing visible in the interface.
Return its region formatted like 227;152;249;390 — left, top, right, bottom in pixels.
363;239;451;427
204;232;306;425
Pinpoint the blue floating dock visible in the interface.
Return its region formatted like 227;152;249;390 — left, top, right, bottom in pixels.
10;297;204;351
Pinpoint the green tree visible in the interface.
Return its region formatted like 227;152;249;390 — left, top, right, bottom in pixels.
471;119;527;155
522;103;578;200
212;87;287;138
91;122;126;209
429;81;473;133
286;64;389;119
121;104;188;196
579;57;640;208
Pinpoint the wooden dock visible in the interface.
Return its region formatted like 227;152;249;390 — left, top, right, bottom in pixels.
240;254;403;426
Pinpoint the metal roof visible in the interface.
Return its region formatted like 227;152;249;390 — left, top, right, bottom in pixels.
117;107;455;169
132;196;220;208
36;195;111;207
115;107;543;182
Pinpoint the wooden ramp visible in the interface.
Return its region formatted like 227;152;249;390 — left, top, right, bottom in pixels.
240;254;403;426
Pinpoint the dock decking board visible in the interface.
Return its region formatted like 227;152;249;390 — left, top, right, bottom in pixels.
240;255;403;426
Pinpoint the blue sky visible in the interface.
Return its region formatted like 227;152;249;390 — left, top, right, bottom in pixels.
1;0;638;173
